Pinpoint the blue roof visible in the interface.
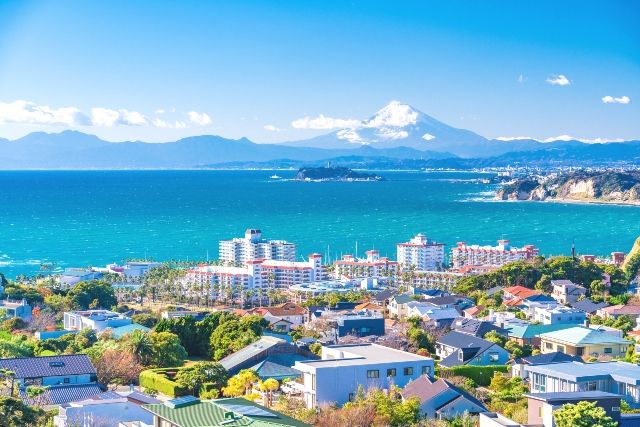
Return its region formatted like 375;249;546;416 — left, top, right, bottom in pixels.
0;354;96;379
524;391;623;402
20;383;104;406
540;326;630;345
504;323;575;339
109;323;151;339
526;361;640;385
515;351;582;365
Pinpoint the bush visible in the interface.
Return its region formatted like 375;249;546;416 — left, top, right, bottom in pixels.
437;365;509;386
139;368;187;397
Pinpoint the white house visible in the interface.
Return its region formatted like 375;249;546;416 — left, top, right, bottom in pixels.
530;304;587;325
63;310;132;332
294;344;434;408
551;280;586;305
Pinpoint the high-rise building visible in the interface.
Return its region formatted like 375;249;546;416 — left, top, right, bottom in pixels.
332;250;399;278
451;240;538;269
397;233;445;271
219;229;296;263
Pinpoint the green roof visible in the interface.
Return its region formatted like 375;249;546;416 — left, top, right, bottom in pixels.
505;323;575;339
539;326;631;346
143;397;309;427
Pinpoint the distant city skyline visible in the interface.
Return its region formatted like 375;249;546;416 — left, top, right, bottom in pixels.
0;1;637;143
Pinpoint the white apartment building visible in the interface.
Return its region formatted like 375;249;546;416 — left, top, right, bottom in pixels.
332;250;399;279
294;344;434;408
219;229;296;263
185;254;326;299
397;233;445;271
451;240;539;269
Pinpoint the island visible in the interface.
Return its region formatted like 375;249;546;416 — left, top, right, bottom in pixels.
295;166;385;182
495;170;640;205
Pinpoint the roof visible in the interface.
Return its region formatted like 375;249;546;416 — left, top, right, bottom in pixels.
503;286;539;299
426;295;472;306
295;344;432;368
437;331;500;367
525;361;640;385
354;302;384;311
251;360;302;380
452;318;508;338
258;303;306;317
108;323;151;339
219;336;288;372
401;376;486;412
391;294;415;305
539;326;630;345
0;354;96;379
372;289;397;302
463;306;484;317
573;298;609;314
600;305;640;316
504;322;576;339
143;397;309;427
514;351;583;366
524;391;623;402
20;383;104;406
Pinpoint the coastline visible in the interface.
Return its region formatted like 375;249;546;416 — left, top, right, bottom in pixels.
493;196;640;207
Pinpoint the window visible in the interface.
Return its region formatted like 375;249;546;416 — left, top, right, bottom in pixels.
387;369;396;377
367;370;380;379
421;366;430;375
576;347;584;356
604;348;613;354
532;373;546;392
556;345;565;353
63;378;70;384
613;407;620;412
586;381;597;391
311;374;316;391
348;393;354;402
489;352;500;362
404;367;414;376
545;342;553;349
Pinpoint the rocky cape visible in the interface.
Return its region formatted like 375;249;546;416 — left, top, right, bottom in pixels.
495;171;640;205
294;166;384;182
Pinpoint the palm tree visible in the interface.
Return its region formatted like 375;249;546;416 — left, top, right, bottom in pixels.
124;330;152;365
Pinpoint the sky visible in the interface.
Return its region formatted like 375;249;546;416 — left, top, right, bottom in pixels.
0;0;638;143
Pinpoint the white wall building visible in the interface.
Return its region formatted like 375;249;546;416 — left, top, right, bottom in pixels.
63;310;132;332
451;240;538;269
294;344;434;408
397;233;445;271
333;250;399;279
219;229;296;264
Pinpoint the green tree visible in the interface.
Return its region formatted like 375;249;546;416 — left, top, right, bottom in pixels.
131;313;159;328
554;401;617;427
175;362;228;396
67;280;117;310
223;369;259;397
483;330;507;347
123;329;153;365
259;378;279;407
0;396;45;426
147;332;187;367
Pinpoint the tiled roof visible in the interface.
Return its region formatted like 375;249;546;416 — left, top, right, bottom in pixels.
144;397;309;427
251;360;301;380
354;302;384;311
20;383;104;406
503;286;539;299
504;323;575;339
259;303;306;317
600;305;640;316
514;351;582;365
219;336;287;372
573;298;608;314
0;354;96;379
452;318;508;338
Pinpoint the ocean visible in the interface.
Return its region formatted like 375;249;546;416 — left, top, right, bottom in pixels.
1;170;639;278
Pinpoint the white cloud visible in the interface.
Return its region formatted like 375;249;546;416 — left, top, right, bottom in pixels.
496;135;625;144
155;109;165;114
364;101;418;128
375;128;408;141
336;129;364;143
188;111;212;126
422;133;436;141
263;124;280;132
152;118;187;129
602;95;631;104
291;114;360;130
495;136;534;141
546;74;571;86
91;108;148;127
0;100;87;126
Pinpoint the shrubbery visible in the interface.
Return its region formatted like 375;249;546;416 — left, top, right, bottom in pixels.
437;365;508;386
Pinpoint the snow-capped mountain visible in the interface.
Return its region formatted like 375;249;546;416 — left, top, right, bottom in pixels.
285;101;539;157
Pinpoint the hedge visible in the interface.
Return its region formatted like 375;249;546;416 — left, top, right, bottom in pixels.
436;365;509;386
139;368;187;397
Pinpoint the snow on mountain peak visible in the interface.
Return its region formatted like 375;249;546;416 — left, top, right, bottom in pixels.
365;100;419;128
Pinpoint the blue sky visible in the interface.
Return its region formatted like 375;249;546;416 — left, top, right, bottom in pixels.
0;0;638;143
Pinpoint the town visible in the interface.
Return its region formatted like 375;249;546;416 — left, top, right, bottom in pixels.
0;228;639;427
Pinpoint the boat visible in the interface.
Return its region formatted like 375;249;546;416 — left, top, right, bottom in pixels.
269;174;282;179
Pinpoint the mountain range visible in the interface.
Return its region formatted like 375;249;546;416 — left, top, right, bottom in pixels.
0;101;637;169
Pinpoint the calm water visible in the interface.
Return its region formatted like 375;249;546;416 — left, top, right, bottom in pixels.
1;170;639;278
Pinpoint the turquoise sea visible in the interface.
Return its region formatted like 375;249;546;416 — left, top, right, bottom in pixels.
1;170;639;278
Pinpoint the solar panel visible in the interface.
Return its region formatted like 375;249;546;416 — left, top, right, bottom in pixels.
219;403;278;418
166;395;200;408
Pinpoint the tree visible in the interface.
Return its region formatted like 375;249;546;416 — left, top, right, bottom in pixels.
1;318;26;332
554;401;617;427
93;349;142;387
259;378;279;407
175;362;228;396
67;280;117;310
0;396;45;426
222;369;259;397
147;332;188;367
0;341;33;358
124;329;153;365
483;330;507;347
131;313;158;328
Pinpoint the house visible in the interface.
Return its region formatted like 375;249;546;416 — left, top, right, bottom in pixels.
502;322;576;347
294;343;434;408
407;303;460;327
436;331;510;368
219;335;317;379
503;286;539;301
331;312;385;338
354;301;385;315
451;318;509;338
539;326;630;358
598;304;640;320
525;360;640;408
252;302;306;327
425;295;474;311
463;305;484;319
58;268;103;287
143;396;309;427
0;298;32;320
530;304;587;325
480;391;640;427
511;352;583;379
0;354;101;406
573;298;609;316
388;294;416;318
53;390;160;427
551;280;586;305
370;289;397;307
401;375;487;419
63;310;132;332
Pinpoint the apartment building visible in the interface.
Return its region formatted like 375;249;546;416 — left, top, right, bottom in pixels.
332;250;399;278
219;228;296;263
551;280;586;305
451;240;538;269
397;233;445;271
